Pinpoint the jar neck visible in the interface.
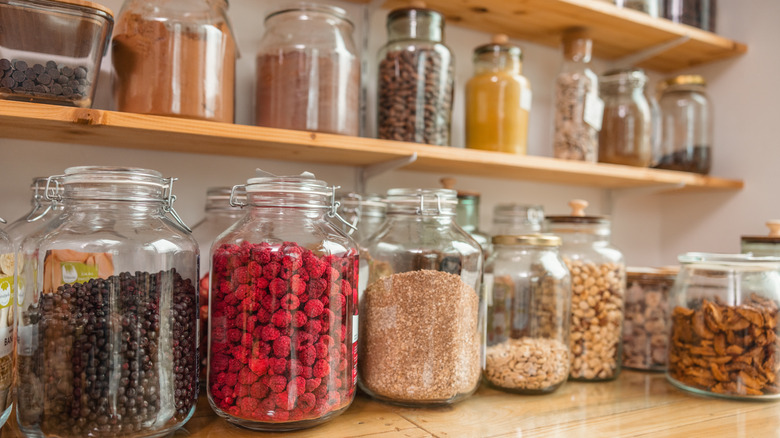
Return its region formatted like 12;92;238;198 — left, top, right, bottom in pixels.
247;206;324;220
563;38;592;63
62;199;166;217
456;198;481;232
474;52;522;75
387;12;443;42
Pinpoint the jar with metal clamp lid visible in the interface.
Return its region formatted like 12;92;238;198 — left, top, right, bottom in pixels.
5;177;64;250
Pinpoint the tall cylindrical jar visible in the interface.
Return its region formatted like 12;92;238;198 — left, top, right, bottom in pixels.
544;199;625;381
0;222;13;429
112;0;237;123
599;68;652;167
377;5;454;146
360;189;482;405
484;235;571;394
16;167;199;437
5;177;63;249
741;221;780;257
663;0;716;32
255;4;359;136
491;204;545;236
465;34;531;154
207;173;358;431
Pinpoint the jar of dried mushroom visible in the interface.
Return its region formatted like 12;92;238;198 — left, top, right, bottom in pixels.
599;68;653;167
484;234;571;394
17;166;199;438
741;221;780;257
544;199;625;381
491;203;545;236
668;253;780;400
0;222;13;429
377;3;454;146
623;267;677;371
207;171;358;430
361;188;483;406
256;4;359;136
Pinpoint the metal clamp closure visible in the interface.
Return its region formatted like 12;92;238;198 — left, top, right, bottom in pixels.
163;178;192;233
327;186;357;231
416;193;445;215
44;175;65;203
230;184;248;208
25;182;52;222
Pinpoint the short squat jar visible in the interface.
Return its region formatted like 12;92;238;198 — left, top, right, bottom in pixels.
16;166;199;437
545;199;626;381
360;189;482;406
484;234;571;394
668;253;780;400
207;173;358;431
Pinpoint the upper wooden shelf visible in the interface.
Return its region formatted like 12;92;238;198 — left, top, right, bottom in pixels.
0;100;743;193
354;0;747;72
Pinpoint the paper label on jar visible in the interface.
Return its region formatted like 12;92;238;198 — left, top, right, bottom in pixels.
352;314;358;387
17;324;36;356
43;250;114;293
584;91;604;131
0;327;12;358
483;274;494;307
0;276;11;309
521;88;533;112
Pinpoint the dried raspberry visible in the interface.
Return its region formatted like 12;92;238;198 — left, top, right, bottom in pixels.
264;262;282;280
325;267;341;283
327;391;341;407
299;345;317;366
248;357;269;375
282;254;303;272
218;279;232;295
271;310;292;328
298;269;310;283
339;325;347;343
235;384;252;398
269;278;288;298
315;342;329;360
241;332;254;348
260;396;276;411
224;304;240;318
312;383;328;399
304;255;327;278
212;341;229;353
232;266;251;284
210;384;224;399
273;410;290;421
273;336;292;358
252;340;271;359
287;376;306;396
304;300;324;318
224;372;238;388
330;293;346;314
248;261;263;278
305;377;321;392
293;332;314;350
304;320;322;335
227;405;240;416
282;242;304;257
280;265;295;280
313;359;330;378
289;408;305;421
250;381;269;399
253;277;269;291
256;307;271;324
261;325;281;342
239;367;259;385
261;295;280;312
276;391;294;410
233;345;250;364
235;314;258;333
239;396;259;414
212;354;230;372
280;325;293;337
251;246;272;264
340;279;352;297
318;335;335;349
340;343;347;356
224;292;241;306
297;393;316;413
292;311;307;328
269;357;287;374
290;275;307;296
228;359;243;373
269;375;288;393
321;309;337;332
214;252;230;271
280;294;300;310
239;297;261;313
300;366;313;379
307;278;328;297
234;284;251;300
212;325;228;342
288;358;303;376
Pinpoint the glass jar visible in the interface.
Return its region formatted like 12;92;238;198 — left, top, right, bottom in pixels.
623;267;677;371
653;75;712;174
491;204;544;236
377;5;454;146
440;178;490;258
668;253;780;400
0;221;13;429
663;0;716;32
741;221;780;257
112;0;236;123
207;172;358;431
484;234;571;394
255;4;359;136
16;166;199;437
465;34;531;154
544;199;626;381
610;0;661;16
553;28;601;162
599;68;652;167
191;187;246;384
335;193;386;246
360;189;482;406
5;177;63;249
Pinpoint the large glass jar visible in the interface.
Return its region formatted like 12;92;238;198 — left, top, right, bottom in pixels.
440;178;490;257
553;28;602;162
599;68;652;167
5;177;62;249
360;189;482;406
484;234;571;394
741;221;780;257
668;253;780;400
491;204;544;236
465;34;531;154
663;0;716;32
207;173;358;431
255;4;359;136
112;0;236;123
654;75;712;174
377;5;454;146
191;187;246;384
335;193;386;247
544;199;625;381
0;222;13;429
16;166;199;437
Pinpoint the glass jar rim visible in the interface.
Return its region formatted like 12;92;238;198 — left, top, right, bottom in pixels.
338;193;386;216
62;166;165;187
492;233;561;247
385;188;457;215
600;68;647;87
387;6;443;24
678;252;780;269
245;176;330;196
493;203;544;221
473;44;522;59
265;2;352;27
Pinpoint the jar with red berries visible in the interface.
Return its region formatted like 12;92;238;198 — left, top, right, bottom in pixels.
207;172;359;431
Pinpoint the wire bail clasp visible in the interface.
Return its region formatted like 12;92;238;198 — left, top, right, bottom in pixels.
229;184;248;208
163;177;192;233
26;179;54;222
416;193;444;215
327;186;357;231
44;175;65;203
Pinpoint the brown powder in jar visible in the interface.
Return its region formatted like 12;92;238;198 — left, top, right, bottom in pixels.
112;13;235;123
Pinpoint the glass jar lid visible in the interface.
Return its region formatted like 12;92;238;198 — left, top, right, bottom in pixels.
473;34;521;58
741;221;780;244
265;2;352;26
386;1;444;42
678;252;780;270
385;188;457;216
627;266;679;280
492;234;561;247
493;203;544;223
664;74;706;88
545;199;609;225
600;68;648;89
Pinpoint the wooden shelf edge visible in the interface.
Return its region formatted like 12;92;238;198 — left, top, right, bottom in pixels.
0;101;744;193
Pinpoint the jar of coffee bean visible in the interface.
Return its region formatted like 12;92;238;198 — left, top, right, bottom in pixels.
16;167;199;438
545;199;626;382
377;3;454;146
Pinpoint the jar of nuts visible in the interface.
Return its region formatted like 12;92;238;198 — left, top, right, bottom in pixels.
544;199;626;381
484;234;571;394
668;253;780;400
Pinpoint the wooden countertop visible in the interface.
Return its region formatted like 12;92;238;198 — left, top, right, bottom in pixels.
1;370;777;437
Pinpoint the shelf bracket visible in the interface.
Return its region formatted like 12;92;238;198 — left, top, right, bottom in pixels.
355;153;418;194
603;182;686;215
610;35;691;69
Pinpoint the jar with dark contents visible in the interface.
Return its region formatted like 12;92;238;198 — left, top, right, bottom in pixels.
0;222;13;429
377;3;454;146
16;166;199;437
207;172;358;431
599;68;653;167
663;0;716;32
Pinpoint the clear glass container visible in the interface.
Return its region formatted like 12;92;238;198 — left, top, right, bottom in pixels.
0;220;13;429
0;0;113;107
440;178;490;258
544;199;626;381
623;267;677;371
668;253;780;400
335;193;386;247
663;0;716;32
741;221;780;257
654;75;712;174
599;68;653;167
610;0;661;16
5;177;63;250
113;0;236;122
484;234;571;394
360;188;482;406
207;172;358;431
553;28;601;162
16;166;199;437
465;34;531;154
255;4;359;136
377;5;454;146
491;203;544;236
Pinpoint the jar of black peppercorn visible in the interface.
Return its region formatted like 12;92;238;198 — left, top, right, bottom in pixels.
16;166;199;438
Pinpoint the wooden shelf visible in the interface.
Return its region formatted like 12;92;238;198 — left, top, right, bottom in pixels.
0;101;743;192
356;0;747;72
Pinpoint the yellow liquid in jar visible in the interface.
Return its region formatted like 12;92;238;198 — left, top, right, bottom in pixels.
465;71;531;154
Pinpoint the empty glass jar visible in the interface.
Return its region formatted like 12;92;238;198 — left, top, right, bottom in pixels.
599;68;652;167
491;204;544;236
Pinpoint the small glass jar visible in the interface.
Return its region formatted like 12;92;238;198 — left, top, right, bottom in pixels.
544;199;626;381
5;177;63;249
668;253;780;400
113;0;237;122
491;204;544;236
360;189;482;406
599;68;652;167
207;173;358;431
654;75;712;174
377;5;454;146
17;167;199;437
255;4;359;136
335;193;386;246
610;0;661;16
484;234;571;394
465;34;531;154
623;267;677;371
663;0;716;32
741;221;780;257
0;221;13;429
